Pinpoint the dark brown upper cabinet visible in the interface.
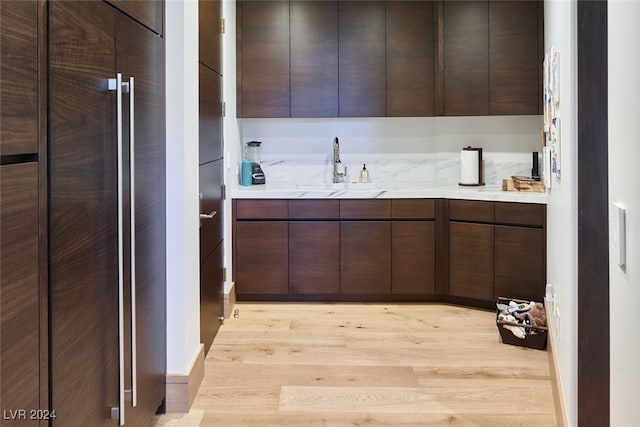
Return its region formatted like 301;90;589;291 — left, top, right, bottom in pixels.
290;1;339;117
0;0;38;156
443;0;490;116
338;1;386;117
237;0;290;118
199;0;221;73
489;1;541;115
107;0;163;35
386;1;435;117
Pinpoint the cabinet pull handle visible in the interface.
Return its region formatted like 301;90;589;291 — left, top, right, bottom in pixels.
128;76;138;408
108;72;126;426
200;210;218;219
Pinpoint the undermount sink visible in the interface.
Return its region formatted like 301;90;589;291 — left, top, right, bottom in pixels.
296;182;380;191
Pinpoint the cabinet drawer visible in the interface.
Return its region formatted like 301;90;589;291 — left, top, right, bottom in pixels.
449;200;494;223
495;202;545;227
340;199;391;219
236;199;288;219
392;199;435;219
289;199;339;220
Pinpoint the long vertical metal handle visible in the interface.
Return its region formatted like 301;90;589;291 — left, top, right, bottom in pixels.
128;76;138;408
115;72;126;426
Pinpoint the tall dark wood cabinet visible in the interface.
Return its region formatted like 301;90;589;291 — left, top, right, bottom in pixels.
49;1;165;425
199;0;224;351
1;1;47;424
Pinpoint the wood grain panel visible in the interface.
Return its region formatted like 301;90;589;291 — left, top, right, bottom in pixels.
199;64;223;164
239;1;290;117
200;159;224;261
449;200;494;223
0;163;39;426
290;1;338;117
391;199;435;219
392;221;435;294
289;222;340;294
236;199;288;219
289;199;339;220
49;2;119;425
494;201;545;227
199;0;221;73
386;1;435;117
489;1;540;115
340;221;391;294
0;0;38;156
107;0;163;35
117;12;167;424
340;199;391;220
236;221;288;295
494;225;544;302
449;222;494;301
443;1;489;116
201;241;224;353
338;1;386;117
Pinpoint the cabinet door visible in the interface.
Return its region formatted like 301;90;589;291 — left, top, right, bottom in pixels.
0;163;39;426
489;1;540;115
443;0;489;116
199;64;223;164
495;225;545;302
449;222;494;301
238;1;290;117
340;221;391;294
200;159;224;260
289;221;340;294
117;12;166;426
290;1;338;117
49;2;119;425
386;1;435;117
338;1;386;117
0;0;38;156
107;0;163;35
236;221;288;295
199;0;221;73
201;241;224;352
392;221;436;294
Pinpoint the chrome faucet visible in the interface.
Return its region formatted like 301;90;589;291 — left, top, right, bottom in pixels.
332;137;347;183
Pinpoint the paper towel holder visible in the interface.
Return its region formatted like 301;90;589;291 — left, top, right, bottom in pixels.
459;146;485;187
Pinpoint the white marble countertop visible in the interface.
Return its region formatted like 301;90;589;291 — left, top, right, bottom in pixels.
229;182;548;204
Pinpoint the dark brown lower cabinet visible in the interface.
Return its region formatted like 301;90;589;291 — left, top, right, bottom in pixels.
236;221;289;295
449;222;494;301
340;221;391;294
495;225;545;301
289;221;340;294
0;163;40;427
392;221;435;294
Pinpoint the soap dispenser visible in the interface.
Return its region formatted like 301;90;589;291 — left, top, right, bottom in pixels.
359;164;369;183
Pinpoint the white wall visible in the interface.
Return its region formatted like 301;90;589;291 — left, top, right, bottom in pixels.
165;0;201;374
608;1;640;424
544;1;578;425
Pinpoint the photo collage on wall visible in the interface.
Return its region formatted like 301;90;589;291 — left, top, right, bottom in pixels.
543;46;561;186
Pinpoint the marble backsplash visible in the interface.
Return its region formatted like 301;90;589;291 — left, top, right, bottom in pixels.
251;152;535;188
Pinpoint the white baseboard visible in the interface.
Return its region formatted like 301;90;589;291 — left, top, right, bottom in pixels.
165;343;205;412
224;281;236;319
545;298;568;427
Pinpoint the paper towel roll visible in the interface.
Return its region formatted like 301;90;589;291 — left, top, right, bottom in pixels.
460;148;480;185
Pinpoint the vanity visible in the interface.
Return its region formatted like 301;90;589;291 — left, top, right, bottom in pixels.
231;184;546;310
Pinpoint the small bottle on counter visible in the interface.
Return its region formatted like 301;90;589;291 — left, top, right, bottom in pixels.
359;164;369;183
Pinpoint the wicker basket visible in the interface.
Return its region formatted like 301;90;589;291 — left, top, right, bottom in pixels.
496;297;548;351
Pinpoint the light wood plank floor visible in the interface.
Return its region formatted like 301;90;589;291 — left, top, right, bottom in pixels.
153;303;556;426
